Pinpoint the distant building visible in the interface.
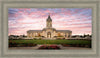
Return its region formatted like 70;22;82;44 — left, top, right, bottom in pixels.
9;35;27;39
27;15;72;39
9;35;18;39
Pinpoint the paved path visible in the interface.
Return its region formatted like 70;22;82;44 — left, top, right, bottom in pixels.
9;45;91;50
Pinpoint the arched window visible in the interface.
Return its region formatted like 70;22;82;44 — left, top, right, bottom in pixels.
35;33;38;36
38;33;41;36
58;32;61;36
68;34;70;38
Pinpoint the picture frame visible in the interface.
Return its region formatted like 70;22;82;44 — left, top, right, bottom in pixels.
0;0;100;58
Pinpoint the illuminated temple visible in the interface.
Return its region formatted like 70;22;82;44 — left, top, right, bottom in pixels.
27;15;72;39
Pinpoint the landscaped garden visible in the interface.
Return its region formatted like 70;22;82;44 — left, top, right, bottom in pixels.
9;39;91;48
38;44;61;50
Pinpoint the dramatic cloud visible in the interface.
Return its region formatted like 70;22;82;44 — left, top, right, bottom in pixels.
8;8;92;35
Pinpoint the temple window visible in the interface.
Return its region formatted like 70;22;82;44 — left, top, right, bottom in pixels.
38;33;41;36
58;32;61;36
68;34;70;38
35;33;38;36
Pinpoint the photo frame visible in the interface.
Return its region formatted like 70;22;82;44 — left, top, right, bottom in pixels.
0;0;100;58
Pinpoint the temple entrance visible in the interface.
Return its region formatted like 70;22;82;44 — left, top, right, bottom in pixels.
47;32;51;38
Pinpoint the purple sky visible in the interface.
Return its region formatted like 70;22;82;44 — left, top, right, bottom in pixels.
8;8;92;35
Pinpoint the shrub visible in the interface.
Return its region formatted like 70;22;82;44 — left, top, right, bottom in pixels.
9;39;91;46
38;45;60;49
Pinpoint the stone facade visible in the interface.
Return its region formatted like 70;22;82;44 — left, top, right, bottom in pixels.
27;15;72;39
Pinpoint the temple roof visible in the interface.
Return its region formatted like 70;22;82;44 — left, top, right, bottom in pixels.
56;30;72;32
42;28;56;31
27;29;72;33
27;30;42;33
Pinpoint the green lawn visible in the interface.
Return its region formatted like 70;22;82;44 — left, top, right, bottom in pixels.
9;39;91;45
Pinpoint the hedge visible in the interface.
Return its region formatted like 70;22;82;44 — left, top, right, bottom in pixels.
9;39;91;45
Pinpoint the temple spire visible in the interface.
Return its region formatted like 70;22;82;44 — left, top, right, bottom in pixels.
46;13;52;28
47;13;52;21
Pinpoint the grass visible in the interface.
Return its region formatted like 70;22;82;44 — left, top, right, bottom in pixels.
9;39;91;45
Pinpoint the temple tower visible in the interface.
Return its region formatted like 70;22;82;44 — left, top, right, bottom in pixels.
46;15;52;28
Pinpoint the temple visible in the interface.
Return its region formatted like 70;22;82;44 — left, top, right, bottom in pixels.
27;15;72;39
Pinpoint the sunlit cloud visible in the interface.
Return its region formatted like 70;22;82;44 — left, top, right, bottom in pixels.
8;8;92;35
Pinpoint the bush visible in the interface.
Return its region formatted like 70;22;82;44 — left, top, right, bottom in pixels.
61;44;91;48
38;45;60;49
